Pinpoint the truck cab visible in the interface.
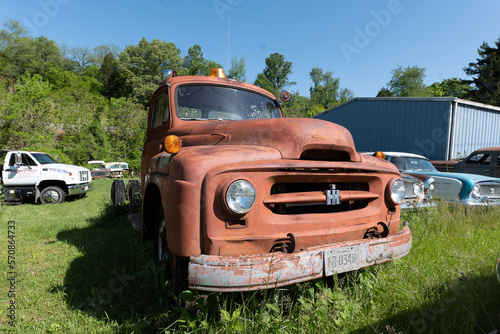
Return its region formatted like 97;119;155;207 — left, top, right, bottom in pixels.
1;150;93;204
135;69;412;292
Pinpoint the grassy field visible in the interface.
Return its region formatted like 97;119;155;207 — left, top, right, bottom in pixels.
0;178;499;333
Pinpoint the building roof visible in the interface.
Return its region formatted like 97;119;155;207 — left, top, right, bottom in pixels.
315;97;500;118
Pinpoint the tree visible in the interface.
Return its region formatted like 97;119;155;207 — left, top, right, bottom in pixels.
0;20;64;80
63;45;93;73
281;93;313;118
180;44;222;77
92;44;121;66
254;53;296;97
97;53;128;99
1;72;53;149
119;37;183;106
463;38;500;106
387;65;427;97
310;67;340;109
227;56;246;81
376;88;393;97
426;78;471;98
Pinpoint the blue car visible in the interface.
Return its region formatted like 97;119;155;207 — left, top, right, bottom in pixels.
372;152;500;205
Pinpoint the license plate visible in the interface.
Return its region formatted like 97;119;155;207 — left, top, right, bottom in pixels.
84;186;89;190
324;245;360;276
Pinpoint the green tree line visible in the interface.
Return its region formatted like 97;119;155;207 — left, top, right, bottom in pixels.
1;18;498;168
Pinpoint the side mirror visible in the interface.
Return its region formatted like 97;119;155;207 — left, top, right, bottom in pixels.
279;91;292;103
14;153;22;165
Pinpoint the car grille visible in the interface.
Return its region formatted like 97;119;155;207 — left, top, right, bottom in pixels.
404;182;419;199
478;182;500;198
266;181;375;214
79;171;89;182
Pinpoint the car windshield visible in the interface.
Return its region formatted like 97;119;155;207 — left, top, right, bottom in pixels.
31;153;58;165
390;157;438;172
176;85;281;120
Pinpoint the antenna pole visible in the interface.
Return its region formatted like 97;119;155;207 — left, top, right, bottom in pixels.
227;17;230;70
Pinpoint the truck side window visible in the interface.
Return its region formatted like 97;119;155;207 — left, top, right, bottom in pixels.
23;154;37;166
466;153;491;165
152;93;169;128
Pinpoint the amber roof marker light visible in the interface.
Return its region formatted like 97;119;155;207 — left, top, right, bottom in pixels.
163;135;182;154
373;151;385;159
210;68;226;78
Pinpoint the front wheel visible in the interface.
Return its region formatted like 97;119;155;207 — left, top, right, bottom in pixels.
154;206;189;292
40;186;65;204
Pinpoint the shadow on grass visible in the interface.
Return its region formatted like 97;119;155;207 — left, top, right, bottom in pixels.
54;203;181;332
353;270;500;334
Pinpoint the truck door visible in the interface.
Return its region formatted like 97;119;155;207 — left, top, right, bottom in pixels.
2;153;41;186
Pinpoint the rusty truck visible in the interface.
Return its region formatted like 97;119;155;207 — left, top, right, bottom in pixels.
118;68;412;292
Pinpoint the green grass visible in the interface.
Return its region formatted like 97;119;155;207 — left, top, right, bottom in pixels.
0;180;499;333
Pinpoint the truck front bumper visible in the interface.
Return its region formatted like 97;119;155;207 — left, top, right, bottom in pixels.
68;182;93;196
188;225;411;292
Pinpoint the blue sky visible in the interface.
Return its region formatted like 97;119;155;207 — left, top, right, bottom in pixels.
1;0;500;97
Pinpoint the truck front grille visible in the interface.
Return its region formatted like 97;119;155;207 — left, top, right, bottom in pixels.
79;171;89;182
266;182;375;214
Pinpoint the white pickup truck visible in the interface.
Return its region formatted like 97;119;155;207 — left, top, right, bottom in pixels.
0;150;93;204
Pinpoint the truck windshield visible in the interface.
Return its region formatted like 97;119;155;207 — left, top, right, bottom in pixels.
31;153;58;165
176;85;281;120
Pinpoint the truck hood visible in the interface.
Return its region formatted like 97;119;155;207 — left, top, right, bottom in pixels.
42;163;90;173
172;118;361;162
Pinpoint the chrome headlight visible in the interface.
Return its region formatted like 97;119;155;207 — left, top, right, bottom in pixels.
225;180;256;214
388;179;405;205
470;184;481;199
412;183;424;198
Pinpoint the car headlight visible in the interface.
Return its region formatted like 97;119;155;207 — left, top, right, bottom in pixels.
471;184;481;199
413;183;423;198
225;180;256;214
387;179;405;206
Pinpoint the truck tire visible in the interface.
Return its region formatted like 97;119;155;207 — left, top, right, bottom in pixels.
128;180;141;209
40;186;65;204
154;206;189;292
110;180;126;207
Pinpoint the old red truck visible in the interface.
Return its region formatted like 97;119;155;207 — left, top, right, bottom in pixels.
124;68;411;292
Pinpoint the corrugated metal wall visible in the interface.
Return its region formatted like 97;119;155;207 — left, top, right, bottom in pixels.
315;98;452;160
452;102;500;158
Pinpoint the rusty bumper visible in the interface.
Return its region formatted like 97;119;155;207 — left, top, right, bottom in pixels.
188;225;411;292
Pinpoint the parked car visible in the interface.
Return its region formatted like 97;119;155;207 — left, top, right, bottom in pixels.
455;147;500;178
430;158;462;172
88;161;130;178
88;161;111;179
104;162;130;178
361;153;435;209
370;152;500;205
400;173;435;209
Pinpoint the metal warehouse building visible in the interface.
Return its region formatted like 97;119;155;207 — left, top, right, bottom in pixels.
313;97;500;161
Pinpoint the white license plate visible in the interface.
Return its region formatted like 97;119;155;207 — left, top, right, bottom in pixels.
324;245;360;276
84;186;89;190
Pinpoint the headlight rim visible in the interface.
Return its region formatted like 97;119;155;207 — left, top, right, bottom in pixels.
387;178;405;206
222;179;257;215
412;182;424;198
470;184;481;199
